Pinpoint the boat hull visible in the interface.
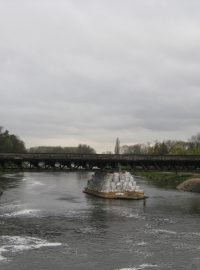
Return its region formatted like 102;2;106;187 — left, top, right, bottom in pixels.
83;188;147;200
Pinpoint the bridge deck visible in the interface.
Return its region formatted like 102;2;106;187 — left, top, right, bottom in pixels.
0;153;200;171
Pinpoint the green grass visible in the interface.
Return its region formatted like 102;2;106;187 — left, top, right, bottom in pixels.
135;171;196;188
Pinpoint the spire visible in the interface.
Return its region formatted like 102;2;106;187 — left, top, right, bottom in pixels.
114;138;120;155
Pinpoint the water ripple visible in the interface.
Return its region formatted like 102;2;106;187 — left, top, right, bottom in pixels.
0;235;62;263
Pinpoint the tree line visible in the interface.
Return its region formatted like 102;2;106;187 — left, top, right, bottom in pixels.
29;144;96;154
1;126;200;155
0;127;96;154
0;127;26;153
121;133;200;155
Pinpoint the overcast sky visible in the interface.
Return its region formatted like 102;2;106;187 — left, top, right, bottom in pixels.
0;0;200;152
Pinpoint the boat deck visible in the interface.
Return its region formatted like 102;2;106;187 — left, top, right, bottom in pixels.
83;188;147;200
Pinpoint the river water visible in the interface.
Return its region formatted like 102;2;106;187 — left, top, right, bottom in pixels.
0;172;199;270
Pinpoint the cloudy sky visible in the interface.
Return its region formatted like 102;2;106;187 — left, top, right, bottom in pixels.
0;0;200;152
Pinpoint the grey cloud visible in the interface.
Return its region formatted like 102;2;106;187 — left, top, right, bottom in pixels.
1;0;200;152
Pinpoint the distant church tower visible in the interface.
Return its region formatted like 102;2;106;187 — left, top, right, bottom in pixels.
114;138;120;154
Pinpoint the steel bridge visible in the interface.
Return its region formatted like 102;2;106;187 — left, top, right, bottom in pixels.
1;153;200;171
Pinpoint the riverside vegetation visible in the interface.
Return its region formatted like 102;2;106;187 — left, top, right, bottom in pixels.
0;127;26;153
134;172;200;193
121;133;200;155
1;126;200;156
135;171;195;187
0;127;96;154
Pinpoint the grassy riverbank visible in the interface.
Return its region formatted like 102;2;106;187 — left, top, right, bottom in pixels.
135;171;198;188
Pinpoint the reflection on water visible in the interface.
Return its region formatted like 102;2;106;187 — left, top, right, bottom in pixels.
0;172;200;270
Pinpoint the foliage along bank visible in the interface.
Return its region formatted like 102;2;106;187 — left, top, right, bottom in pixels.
0;127;96;154
29;144;96;154
0;127;26;153
135;171;197;189
121;133;200;155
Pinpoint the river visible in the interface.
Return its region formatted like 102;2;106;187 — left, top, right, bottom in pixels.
0;172;200;270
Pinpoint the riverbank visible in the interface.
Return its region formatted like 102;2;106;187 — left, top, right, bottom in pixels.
135;171;198;188
177;178;200;193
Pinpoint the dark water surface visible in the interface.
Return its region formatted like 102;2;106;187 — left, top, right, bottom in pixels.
0;172;200;270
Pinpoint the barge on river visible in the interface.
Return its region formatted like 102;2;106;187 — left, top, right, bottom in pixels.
83;172;147;200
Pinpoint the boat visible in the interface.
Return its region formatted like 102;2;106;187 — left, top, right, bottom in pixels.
83;172;147;200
